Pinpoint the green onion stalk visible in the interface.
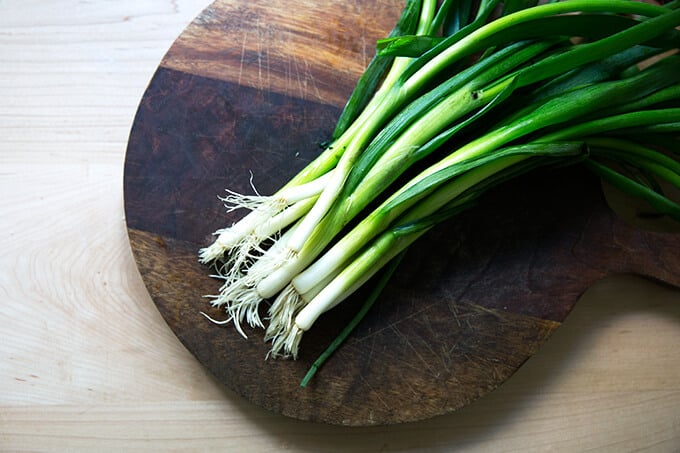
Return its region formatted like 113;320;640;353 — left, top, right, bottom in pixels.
199;0;680;370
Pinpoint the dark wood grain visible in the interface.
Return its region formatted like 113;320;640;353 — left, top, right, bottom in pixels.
123;0;680;425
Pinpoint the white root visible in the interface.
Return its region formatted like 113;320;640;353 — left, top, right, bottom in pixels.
199;173;329;264
265;284;306;348
198;195;285;264
199;172;337;354
204;281;260;338
267;322;305;360
203;224;300;337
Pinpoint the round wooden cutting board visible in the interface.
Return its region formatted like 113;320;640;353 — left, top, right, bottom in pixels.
123;0;680;425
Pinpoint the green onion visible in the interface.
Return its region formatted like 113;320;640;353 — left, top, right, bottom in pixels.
199;1;680;380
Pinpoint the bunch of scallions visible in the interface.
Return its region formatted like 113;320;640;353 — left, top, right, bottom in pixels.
199;0;680;384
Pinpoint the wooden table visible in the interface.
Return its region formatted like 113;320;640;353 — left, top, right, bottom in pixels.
2;0;680;450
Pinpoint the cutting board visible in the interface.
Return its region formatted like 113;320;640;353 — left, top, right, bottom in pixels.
123;0;680;425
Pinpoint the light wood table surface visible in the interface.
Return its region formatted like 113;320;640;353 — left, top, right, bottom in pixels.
2;1;680;451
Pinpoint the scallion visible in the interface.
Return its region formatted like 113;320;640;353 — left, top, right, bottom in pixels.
199;1;680;381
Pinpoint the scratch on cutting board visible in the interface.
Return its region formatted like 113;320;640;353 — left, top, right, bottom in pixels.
236;16;327;102
389;322;441;379
237;32;248;87
237;20;272;93
355;302;438;340
289;53;321;101
356;371;392;411
276;27;322;101
256;19;271;93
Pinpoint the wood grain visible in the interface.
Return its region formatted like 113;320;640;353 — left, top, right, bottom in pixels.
123;0;680;426
162;0;401;106
2;0;680;449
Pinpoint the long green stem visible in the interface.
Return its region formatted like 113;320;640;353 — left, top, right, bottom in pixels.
288;141;591;358
257;42;546;296
289;5;680;254
259;44;680;300
399;0;672;96
585;160;680;222
410;62;680;190
292;68;679;305
299;251;406;387
539;109;680;143
331;0;424;139
586;137;680;179
285;0;438;252
200;0;680;369
293;142;584;295
293;153;537;333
